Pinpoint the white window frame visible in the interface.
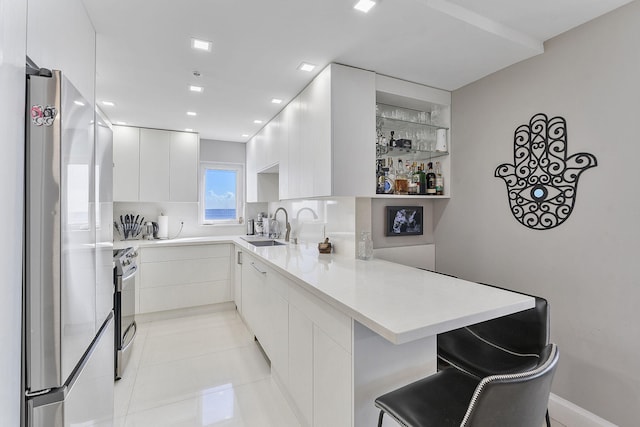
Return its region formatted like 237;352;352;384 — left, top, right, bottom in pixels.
199;161;244;225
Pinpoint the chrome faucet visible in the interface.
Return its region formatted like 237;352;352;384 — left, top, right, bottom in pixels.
295;207;318;221
274;207;291;242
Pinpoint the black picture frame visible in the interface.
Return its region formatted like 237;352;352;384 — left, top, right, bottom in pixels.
385;206;423;236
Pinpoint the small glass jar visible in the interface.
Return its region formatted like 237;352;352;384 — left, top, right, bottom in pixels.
357;231;373;260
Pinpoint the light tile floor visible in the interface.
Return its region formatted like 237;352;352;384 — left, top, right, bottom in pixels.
113;308;299;427
113;308;566;427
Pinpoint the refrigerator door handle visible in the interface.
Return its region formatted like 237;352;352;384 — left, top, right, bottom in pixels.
27;312;114;409
121;321;137;352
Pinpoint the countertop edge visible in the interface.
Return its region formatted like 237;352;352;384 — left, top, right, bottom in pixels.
119;235;535;345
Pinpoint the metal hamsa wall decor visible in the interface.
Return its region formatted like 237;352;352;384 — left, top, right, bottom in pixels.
495;113;597;230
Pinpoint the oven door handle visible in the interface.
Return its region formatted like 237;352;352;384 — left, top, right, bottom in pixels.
121;321;137;352
121;264;138;282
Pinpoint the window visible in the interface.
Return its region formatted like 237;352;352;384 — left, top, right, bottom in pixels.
200;162;244;224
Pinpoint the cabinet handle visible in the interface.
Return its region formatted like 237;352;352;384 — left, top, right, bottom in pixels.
250;262;267;275
237;251;243;265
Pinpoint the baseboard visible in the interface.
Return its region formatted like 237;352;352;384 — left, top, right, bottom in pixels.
135;301;236;323
549;393;618;427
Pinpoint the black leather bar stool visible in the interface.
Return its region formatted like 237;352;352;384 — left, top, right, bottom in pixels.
375;343;559;427
437;285;551;426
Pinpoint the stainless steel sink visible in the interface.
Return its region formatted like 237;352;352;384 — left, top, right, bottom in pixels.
243;239;286;247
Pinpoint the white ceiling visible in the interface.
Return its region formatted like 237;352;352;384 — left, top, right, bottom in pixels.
82;0;632;142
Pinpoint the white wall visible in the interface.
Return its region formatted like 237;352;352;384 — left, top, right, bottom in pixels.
0;1;27;423
434;2;640;425
27;0;96;104
267;198;356;256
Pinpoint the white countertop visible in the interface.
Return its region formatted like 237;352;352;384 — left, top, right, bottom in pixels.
116;235;534;345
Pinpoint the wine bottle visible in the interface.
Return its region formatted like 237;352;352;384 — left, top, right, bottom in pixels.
426;162;436;195
418;163;427;195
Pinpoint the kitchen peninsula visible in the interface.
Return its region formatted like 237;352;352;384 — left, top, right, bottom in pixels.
119;236;533;426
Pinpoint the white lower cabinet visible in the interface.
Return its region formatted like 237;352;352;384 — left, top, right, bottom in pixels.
314;325;352;427
239;251;352;426
268;277;289;386
138;244;232;314
288;305;314;426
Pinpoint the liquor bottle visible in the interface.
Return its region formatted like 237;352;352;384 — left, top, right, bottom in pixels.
435;161;444;195
383;167;394;194
394;159;409;194
389;131;396;148
426;162;436;195
409;162;418;195
376;159;385;194
387;157;395;184
419;163;427;195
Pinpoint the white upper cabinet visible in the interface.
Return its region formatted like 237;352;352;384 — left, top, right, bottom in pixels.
169;131;199;202
245;138;258;203
113;126;199;202
113;126;140;202
246;63;377;201
283;63;376;199
245;63;450;200
139;128;171;202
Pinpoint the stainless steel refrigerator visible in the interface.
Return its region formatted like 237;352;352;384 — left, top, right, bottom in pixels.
24;68;114;427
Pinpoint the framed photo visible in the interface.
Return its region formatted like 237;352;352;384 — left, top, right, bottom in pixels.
386;206;423;236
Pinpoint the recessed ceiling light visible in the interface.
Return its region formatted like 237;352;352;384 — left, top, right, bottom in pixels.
74;100;85;106
102;101;115;107
185;128;193;132
297;62;316;72
253;120;263;124
191;38;212;52
242;134;250;138
115;121;127;125
187;111;197;116
271;98;283;104
354;0;376;13
189;85;204;93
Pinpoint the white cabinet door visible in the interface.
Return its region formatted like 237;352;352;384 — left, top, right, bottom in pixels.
112;126;140;201
314;325;352;427
138;244;231;314
260;121;275;171
331;64;376;197
278;108;290;200
306;67;332;198
241;254;268;340
268;283;289;386
139;128;170;202
170;131;198;202
234;249;242;314
245;138;258;203
287;97;302;199
288;304;314;426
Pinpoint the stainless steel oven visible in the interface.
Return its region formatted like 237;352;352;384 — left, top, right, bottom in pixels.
113;248;138;380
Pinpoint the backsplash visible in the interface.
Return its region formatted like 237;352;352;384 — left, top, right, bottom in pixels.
113;201;267;240
265;198;357;257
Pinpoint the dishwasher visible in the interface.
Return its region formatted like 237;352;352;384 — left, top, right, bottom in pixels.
113;248;138;380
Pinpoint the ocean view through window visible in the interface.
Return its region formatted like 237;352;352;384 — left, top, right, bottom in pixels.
200;162;244;224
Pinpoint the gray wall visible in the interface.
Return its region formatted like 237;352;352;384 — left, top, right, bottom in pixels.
200;138;246;163
434;2;640;425
371;198;434;248
0;0;26;423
